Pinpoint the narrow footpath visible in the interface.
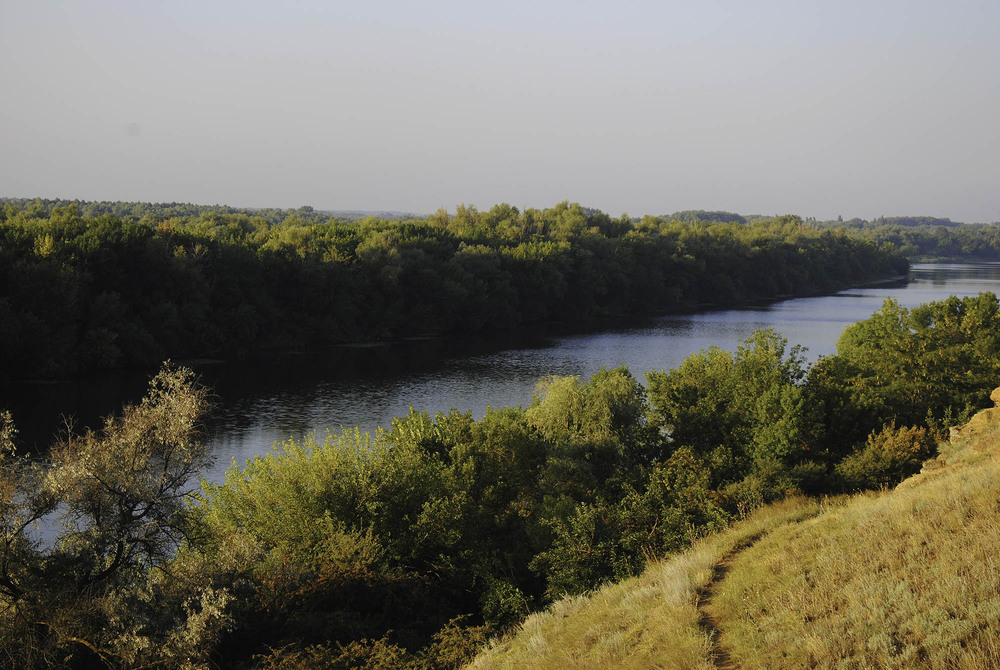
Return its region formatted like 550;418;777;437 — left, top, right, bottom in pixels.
695;532;766;670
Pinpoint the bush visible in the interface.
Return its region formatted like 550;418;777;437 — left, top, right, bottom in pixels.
253;638;412;670
836;423;938;490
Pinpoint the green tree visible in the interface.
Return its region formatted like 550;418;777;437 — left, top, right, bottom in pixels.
812;293;1000;443
0;364;228;668
646;329;821;491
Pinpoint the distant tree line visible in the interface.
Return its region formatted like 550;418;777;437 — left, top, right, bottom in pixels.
809;214;1000;260
0;197;399;226
3;291;1000;668
664;209;747;224
866;216;962;228
0;199;907;380
856;223;1000;260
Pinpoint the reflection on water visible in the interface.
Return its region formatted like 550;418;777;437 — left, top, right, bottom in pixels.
4;262;1000;482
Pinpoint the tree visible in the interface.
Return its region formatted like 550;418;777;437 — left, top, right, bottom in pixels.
0;364;229;668
526;366;657;496
645;329;820;490
814;293;1000;440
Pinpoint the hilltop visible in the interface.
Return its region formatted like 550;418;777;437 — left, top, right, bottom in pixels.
468;389;1000;669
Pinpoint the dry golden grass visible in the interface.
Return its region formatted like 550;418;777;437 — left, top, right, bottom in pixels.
711;425;1000;669
467;497;821;670
470;397;1000;670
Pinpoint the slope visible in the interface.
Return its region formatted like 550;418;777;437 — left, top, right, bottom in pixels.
468;389;1000;669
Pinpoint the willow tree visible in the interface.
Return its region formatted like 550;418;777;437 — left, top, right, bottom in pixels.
0;364;229;669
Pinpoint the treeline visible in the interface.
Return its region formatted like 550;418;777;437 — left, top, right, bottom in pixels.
867;216;961;228
0;197;383;226
3;292;1000;668
858;223;1000;260
811;215;1000;260
665;209;748;224
0;199;906;379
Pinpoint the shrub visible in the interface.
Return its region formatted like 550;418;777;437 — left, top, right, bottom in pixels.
836;423;938;490
253;638;411;670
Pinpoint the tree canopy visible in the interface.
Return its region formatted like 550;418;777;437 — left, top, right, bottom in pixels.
0;199;907;380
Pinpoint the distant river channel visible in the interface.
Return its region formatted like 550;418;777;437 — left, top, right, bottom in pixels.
5;262;1000;483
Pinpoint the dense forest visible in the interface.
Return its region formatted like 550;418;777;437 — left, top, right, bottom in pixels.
3;291;1000;668
0;198;909;380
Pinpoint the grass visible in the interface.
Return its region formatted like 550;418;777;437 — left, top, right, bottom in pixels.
712;430;1000;668
467;497;822;670
715;459;1000;668
469;396;1000;670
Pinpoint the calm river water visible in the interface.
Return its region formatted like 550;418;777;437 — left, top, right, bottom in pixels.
6;262;1000;482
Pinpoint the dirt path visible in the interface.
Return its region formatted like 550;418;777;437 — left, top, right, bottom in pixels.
696;532;765;670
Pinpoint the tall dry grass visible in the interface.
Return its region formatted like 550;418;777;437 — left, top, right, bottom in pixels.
467;497;821;670
712;450;1000;668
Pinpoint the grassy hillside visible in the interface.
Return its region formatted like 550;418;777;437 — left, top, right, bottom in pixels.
468;389;1000;669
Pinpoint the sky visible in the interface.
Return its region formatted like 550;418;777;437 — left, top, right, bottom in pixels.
2;0;998;222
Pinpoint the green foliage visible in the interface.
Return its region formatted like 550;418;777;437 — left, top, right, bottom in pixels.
478;578;530;632
0;364;229;669
529;501;639;598
526;366;656;471
522;368;678;597
0;199;905;379
811;293;1000;447
836;423;938;490
194;417;532;664
639;447;731;544
646;329;821;490
832;217;1000;260
189;365;742;661
6;280;1000;666
668;209;747;224
252;615;488;670
253;638;411;670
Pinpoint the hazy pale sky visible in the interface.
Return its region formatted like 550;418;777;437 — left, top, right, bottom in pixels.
2;0;998;221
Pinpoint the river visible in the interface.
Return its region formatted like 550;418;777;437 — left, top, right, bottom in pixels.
5;262;1000;482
